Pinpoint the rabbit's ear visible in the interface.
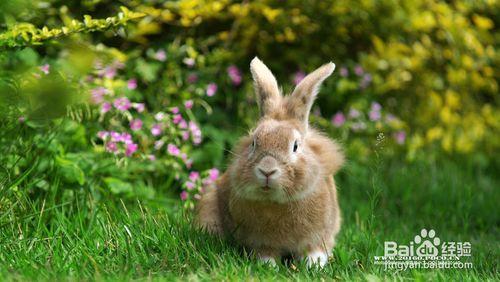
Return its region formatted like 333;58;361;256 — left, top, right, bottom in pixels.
250;57;281;117
287;62;335;130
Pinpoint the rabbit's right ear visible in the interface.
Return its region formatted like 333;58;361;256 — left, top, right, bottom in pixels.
250;57;281;117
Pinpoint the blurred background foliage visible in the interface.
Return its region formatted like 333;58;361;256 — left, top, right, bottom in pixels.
0;0;498;204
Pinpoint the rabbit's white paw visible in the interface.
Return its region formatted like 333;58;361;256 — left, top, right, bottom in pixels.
258;256;277;267
305;250;329;268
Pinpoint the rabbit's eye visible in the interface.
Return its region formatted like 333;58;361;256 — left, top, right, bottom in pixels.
293;140;299;152
252;139;256;148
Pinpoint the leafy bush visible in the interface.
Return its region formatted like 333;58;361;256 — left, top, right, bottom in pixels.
0;0;498;207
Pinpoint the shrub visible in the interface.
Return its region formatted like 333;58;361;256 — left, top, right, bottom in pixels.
0;0;497;206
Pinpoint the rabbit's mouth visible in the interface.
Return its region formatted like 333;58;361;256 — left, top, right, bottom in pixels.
261;185;271;192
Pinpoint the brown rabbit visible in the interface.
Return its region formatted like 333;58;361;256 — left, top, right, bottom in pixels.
196;57;344;267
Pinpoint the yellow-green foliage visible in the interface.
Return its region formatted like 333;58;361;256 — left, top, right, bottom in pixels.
0;6;144;47
127;0;498;156
362;1;499;156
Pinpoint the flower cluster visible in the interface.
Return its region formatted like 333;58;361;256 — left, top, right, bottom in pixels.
227;65;242;86
97;131;138;156
331;102;406;145
84;51;222;203
339;64;372;89
180;168;220;209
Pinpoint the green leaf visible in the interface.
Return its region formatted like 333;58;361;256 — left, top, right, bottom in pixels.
16;48;39;66
104;177;133;194
55;156;85;185
135;58;161;82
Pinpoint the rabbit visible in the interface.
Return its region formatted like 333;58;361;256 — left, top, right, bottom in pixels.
196;57;344;268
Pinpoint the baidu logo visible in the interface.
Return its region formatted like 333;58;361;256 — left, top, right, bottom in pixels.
414;228;440;257
374;229;472;270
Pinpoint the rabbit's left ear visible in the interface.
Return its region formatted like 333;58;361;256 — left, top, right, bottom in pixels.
287;62;335;130
250;57;282;117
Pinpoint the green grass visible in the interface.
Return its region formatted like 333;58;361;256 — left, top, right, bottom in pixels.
1;158;498;281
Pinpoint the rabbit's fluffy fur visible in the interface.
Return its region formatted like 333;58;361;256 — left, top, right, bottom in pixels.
196;57;344;267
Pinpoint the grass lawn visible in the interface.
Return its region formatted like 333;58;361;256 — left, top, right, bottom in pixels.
1;158;498;281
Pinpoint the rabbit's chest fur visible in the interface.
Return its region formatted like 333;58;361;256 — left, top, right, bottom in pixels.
228;176;339;254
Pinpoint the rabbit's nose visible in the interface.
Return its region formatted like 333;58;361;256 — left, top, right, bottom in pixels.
258;168;277;178
255;156;280;181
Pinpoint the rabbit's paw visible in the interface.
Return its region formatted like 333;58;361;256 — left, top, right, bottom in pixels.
305;250;329;268
258;255;277;267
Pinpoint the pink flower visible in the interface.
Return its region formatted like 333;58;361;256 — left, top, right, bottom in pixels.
91;87;108;104
189;171;200;181
18;116;25;123
121;133;133;144
151;124;162;136
189;122;202;145
101;102;112;113
172;114;183;124
332;112;346;127
360;73;372;89
148;154;156;161
369;102;382;121
180;191;188;201
113;97;131;111
132;103;145;113
182;131;190;141
167;144;180;156
193;136;202;145
181;153;193;168
106;142;118;153
206;83;217;97
39;64;50;75
293;71;306;85
179;120;188;129
369;110;381;121
97;131;109;140
354;65;364;76
183;57;195;67
155;112;166;121
394;131;406;144
127;79;137;90
130;119;143;131
187;73;198;84
227;65;242;86
208;168;219;181
188;121;199;132
340;67;348;77
348;108;360;119
96;65;117;79
125;143;138;156
110;132;132;144
154;49;167;61
371;102;382;111
104;66;116;79
184;100;193;109
186;181;196;190
171;107;179;114
110;131;121;142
